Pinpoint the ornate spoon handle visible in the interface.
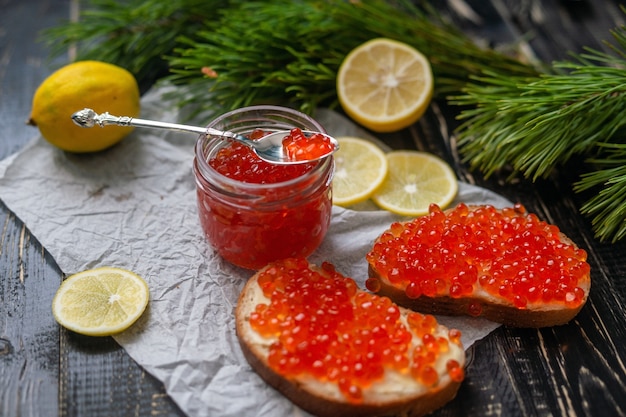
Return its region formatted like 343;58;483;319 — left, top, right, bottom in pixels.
71;108;237;138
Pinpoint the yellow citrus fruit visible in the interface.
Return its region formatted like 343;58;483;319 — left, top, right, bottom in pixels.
337;38;434;133
372;151;457;216
29;60;140;153
332;136;388;206
52;267;149;336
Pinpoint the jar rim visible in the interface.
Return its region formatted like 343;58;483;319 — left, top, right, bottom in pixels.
205;104;324;122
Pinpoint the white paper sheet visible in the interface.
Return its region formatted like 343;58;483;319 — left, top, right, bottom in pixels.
0;86;511;417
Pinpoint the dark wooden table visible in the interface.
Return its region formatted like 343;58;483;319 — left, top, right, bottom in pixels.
2;0;625;416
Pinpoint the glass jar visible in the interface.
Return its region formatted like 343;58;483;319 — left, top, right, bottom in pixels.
193;105;334;269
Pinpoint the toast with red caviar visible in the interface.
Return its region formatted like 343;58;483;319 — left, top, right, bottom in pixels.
366;203;591;328
236;257;466;417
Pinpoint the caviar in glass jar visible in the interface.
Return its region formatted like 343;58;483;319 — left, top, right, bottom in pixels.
193;106;334;269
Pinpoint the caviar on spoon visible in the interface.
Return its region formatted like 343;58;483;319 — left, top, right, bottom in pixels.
71;108;338;164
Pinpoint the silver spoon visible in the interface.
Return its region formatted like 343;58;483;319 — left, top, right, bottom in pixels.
71;108;338;165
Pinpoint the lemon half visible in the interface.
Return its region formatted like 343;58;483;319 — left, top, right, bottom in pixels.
52;267;149;336
337;38;434;133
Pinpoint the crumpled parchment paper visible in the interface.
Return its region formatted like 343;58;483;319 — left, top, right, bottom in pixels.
0;86;511;417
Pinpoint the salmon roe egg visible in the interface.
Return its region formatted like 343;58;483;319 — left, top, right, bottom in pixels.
366;203;589;309
250;258;463;403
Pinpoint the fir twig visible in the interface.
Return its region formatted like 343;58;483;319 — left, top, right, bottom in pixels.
165;0;537;117
574;143;626;243
452;63;626;180
452;20;626;242
42;0;234;89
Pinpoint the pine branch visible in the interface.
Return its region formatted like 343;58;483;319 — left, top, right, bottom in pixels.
574;143;626;243
165;0;537;117
42;0;537;114
167;1;347;117
453;63;626;180
452;21;626;242
41;0;234;88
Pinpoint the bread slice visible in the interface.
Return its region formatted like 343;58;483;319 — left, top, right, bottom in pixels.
366;203;591;327
236;258;466;417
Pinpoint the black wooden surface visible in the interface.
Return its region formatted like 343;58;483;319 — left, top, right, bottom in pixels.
2;0;626;416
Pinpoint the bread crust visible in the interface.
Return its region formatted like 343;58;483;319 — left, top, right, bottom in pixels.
367;204;591;328
368;265;587;327
236;261;465;417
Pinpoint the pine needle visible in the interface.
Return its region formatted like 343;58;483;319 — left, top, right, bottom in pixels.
574;143;626;243
41;0;233;88
453;64;626;180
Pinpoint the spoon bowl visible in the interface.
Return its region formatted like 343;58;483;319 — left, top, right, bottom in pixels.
71;108;338;164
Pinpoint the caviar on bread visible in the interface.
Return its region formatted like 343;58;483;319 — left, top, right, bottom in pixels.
236;258;466;417
366;203;591;328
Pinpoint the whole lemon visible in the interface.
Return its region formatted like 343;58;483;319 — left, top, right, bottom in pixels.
28;60;140;153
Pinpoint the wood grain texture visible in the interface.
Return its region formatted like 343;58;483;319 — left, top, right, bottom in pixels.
427;2;626;416
0;1;184;416
1;3;65;416
1;0;625;416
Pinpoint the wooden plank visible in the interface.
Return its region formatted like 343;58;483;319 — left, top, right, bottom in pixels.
60;332;182;416
1;2;67;416
421;1;626;416
0;1;184;416
499;0;626;60
0;207;60;416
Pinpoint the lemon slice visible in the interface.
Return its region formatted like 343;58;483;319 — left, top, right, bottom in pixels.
52;267;150;336
337;38;434;133
372;151;458;216
332;136;389;206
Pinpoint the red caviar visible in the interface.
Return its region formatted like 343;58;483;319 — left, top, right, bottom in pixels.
193;109;334;270
209;139;315;183
446;359;465;382
282;127;335;161
366;203;590;309
249;258;464;403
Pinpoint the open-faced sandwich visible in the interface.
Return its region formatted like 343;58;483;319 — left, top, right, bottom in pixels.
366;203;591;327
236;258;466;417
